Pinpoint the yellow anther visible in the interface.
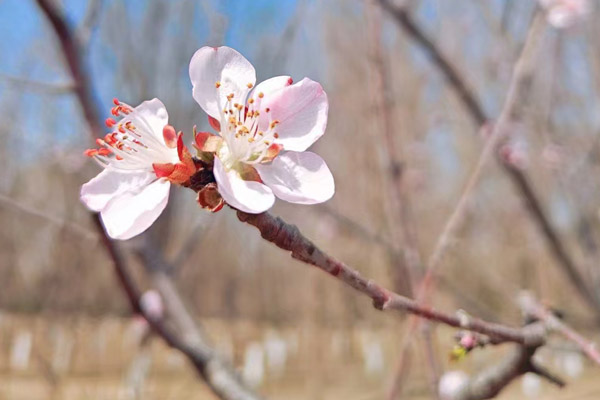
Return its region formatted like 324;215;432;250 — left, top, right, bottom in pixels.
215;81;221;88
273;133;279;138
247;83;254;88
248;98;255;104
258;92;264;98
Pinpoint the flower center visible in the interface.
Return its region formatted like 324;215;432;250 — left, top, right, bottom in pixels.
215;83;281;169
84;99;177;172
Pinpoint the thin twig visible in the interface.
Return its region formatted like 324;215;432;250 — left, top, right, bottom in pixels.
365;0;438;393
36;0;103;139
366;0;421;295
0;192;97;241
0;73;75;94
77;0;102;46
519;292;600;367
171;219;213;271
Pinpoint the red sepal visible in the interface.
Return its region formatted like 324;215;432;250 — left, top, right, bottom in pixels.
208;116;221;132
163;125;178;148
153;163;176;178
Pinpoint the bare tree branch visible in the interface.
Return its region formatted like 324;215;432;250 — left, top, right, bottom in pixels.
387;12;546;397
0;73;75;94
237;210;545;345
0;192;97;241
35;1;266;398
378;0;600;315
519;292;600;367
171;219;213;271
136;240;264;400
77;0;103;46
36;0;103;139
456;343;564;400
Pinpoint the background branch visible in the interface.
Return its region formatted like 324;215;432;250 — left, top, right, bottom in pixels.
378;0;600;316
35;1;265;399
0;73;75;94
456;343;564;400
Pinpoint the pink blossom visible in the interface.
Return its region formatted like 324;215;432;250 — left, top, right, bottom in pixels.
539;0;590;28
80;99;196;240
140;290;164;320
189;46;335;213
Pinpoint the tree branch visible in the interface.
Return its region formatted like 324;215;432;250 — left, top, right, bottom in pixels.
237;210;545;345
378;0;600;315
519;292;600;367
457;344;564;400
0;192;97;241
387;12;545;398
136;240;264;400
35;0;103;139
36;1;265;398
0;73;75;94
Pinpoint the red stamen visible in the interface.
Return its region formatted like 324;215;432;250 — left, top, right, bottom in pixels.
98;148;112;156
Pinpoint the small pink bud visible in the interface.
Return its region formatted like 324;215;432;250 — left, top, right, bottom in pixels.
459;334;477;350
140;290;164;320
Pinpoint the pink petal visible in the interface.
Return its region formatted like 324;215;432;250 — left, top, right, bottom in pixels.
80;169;156;212
255;151;334;204
100;179;170;240
213;157;275;213
189;46;256;119
259;78;328;152
128;98;169;142
250;75;293;101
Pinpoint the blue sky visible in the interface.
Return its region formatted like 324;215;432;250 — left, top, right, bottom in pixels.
0;0;301;150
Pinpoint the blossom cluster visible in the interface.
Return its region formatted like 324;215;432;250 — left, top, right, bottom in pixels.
80;47;334;240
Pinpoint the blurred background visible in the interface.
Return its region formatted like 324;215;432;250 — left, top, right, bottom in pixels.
1;0;600;398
